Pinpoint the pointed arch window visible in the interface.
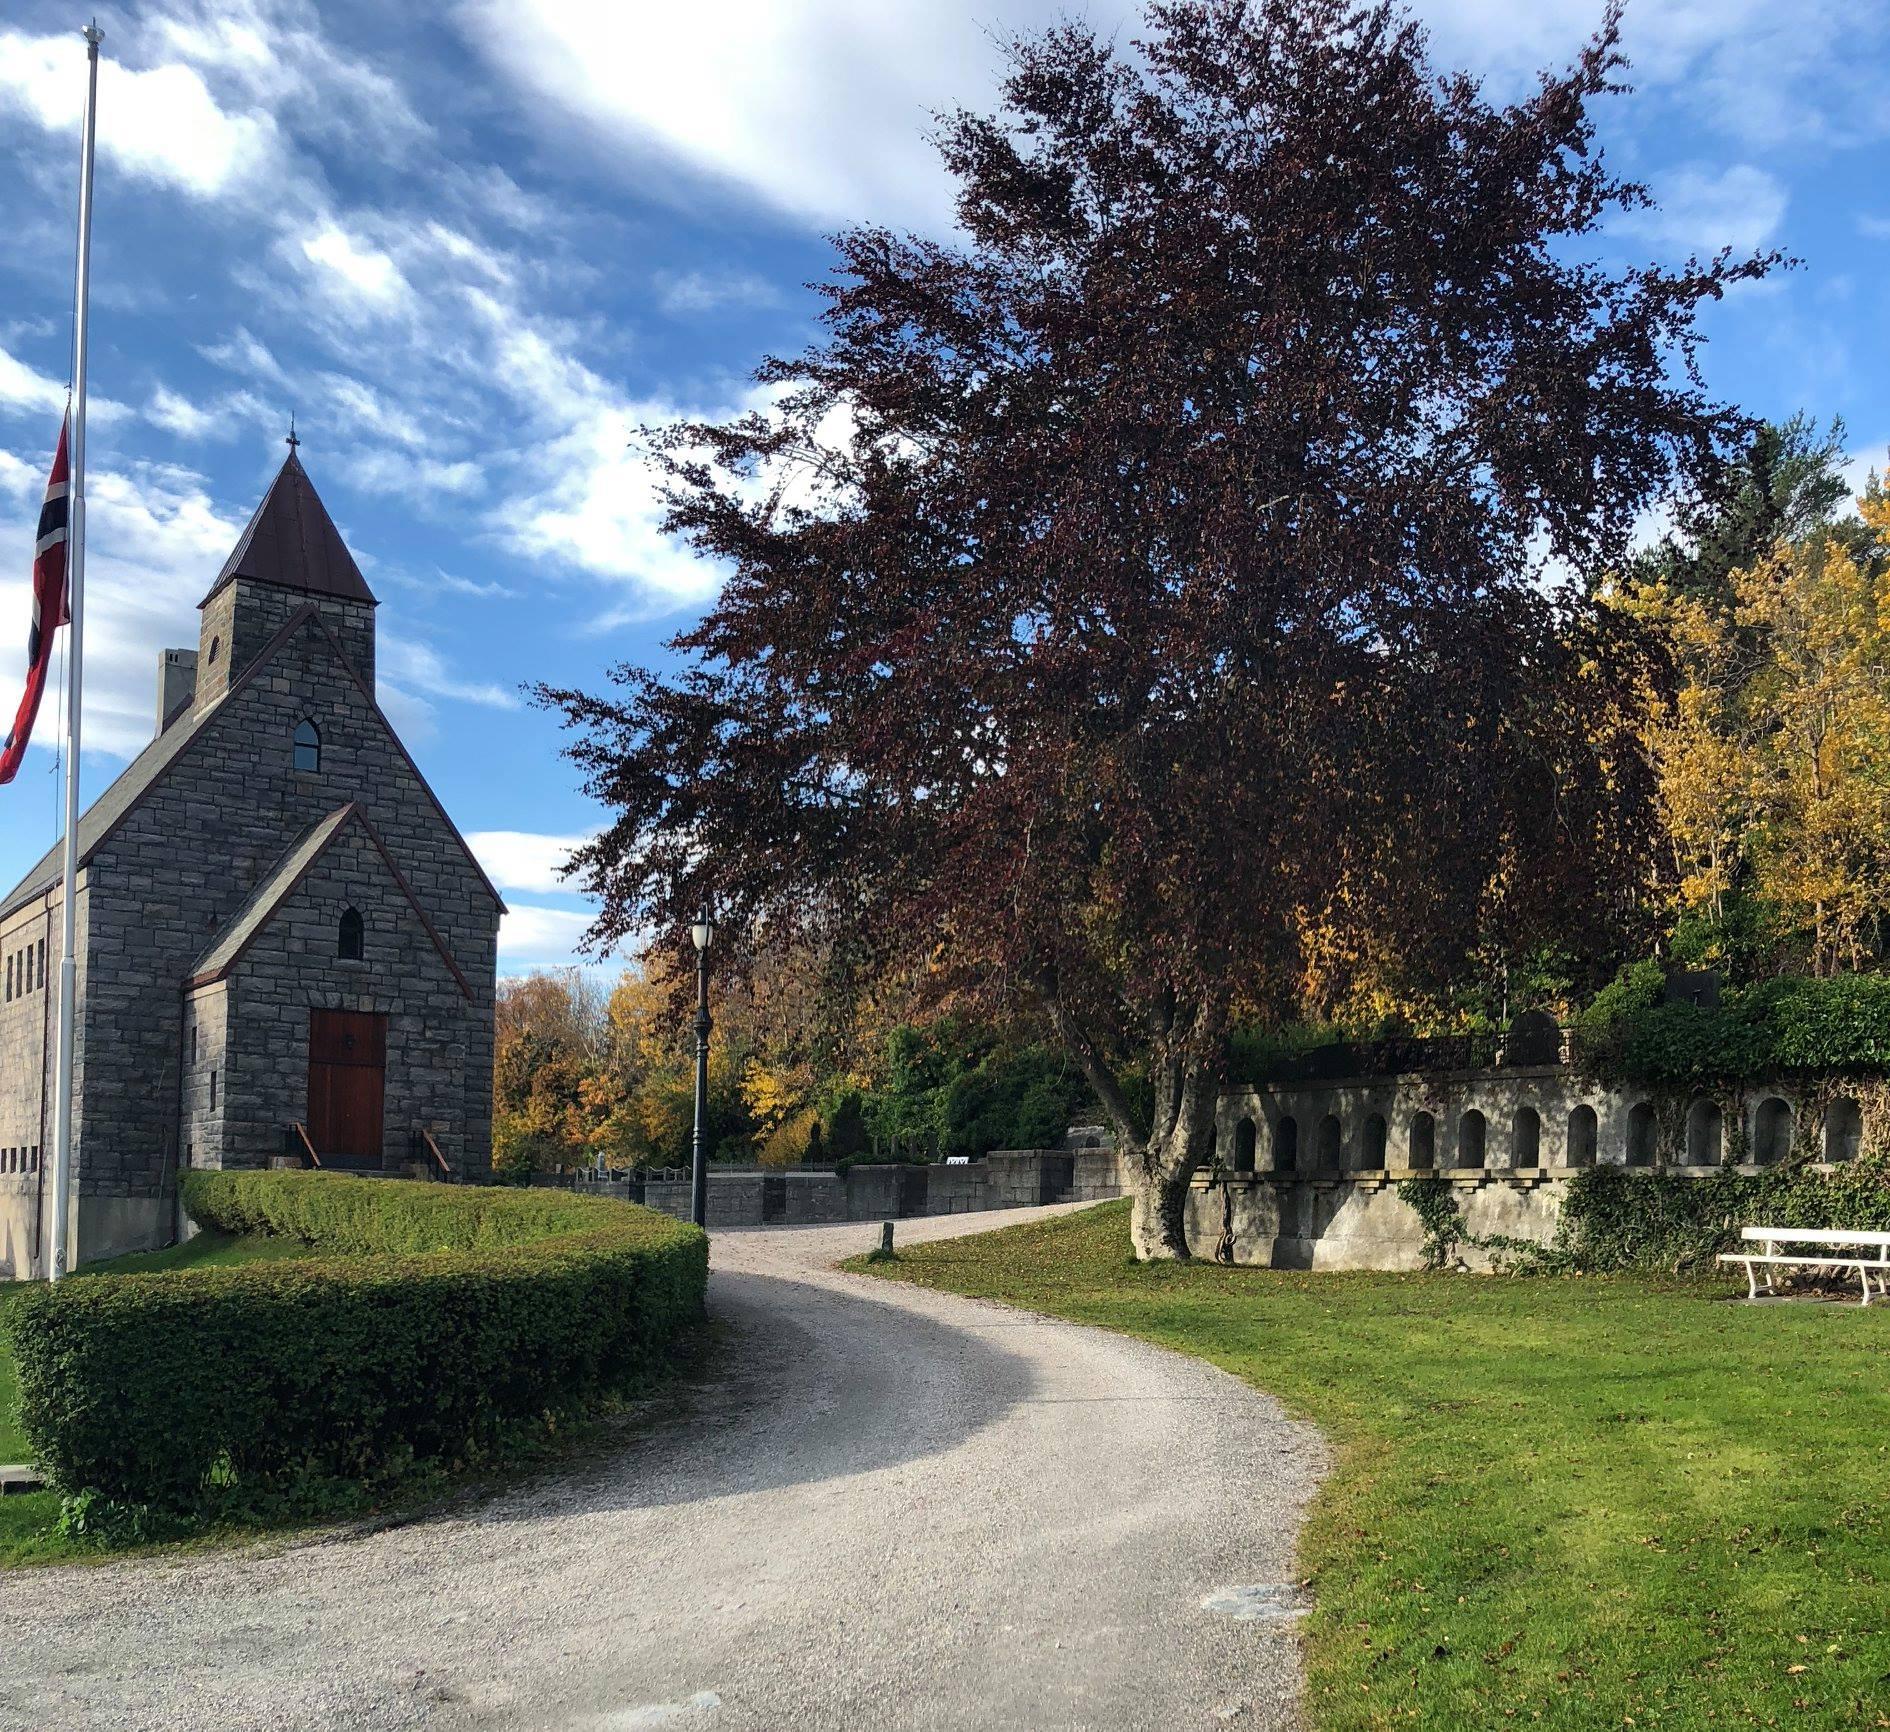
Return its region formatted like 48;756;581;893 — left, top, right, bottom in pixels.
338;907;364;962
294;719;322;772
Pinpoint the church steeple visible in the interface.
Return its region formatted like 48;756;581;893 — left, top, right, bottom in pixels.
195;447;377;709
199;448;376;611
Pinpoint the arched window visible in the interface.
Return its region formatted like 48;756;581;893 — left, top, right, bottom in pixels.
1407;1111;1436;1170
1625;1102;1657;1166
294;719;322;773
1362;1112;1388;1169
1566;1104;1598;1167
1826;1097;1863;1164
207;635;221;665
1317;1112;1343;1172
1512;1106;1541;1168
338;907;364;961
1686;1097;1723;1166
1233;1118;1257;1174
1753;1097;1793;1165
1457;1109;1486;1168
1271;1114;1298;1175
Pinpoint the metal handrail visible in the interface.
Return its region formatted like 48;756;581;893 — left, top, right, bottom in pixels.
290;1122;322;1168
418;1128;452;1182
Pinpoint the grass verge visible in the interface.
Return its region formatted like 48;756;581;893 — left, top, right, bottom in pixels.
853;1199;1890;1731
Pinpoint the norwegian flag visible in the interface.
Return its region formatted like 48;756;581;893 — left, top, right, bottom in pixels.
0;416;71;786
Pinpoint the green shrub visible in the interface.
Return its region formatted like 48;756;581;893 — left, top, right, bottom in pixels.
1572;967;1890;1084
2;1171;706;1524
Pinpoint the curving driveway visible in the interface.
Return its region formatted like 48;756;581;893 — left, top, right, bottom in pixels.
0;1205;1327;1732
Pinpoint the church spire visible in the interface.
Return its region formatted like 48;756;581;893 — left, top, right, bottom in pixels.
201;445;376;610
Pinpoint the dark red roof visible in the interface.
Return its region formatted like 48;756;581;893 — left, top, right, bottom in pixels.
200;452;376;608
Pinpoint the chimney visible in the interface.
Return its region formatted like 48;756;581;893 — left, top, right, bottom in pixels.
157;648;198;736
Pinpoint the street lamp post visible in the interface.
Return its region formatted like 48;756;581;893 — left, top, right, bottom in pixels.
689;907;715;1229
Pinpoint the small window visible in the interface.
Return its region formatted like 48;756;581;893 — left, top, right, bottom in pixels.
190;1024;198;1065
209;1069;218;1112
293;719;322;773
338;907;365;961
208;635;221;665
4;954;11;1001
37;938;45;989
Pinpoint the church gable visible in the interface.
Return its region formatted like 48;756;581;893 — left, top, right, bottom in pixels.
188;804;471;999
80;603;502;936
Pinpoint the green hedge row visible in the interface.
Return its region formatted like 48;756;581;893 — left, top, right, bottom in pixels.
1572;962;1890;1084
3;1171;707;1522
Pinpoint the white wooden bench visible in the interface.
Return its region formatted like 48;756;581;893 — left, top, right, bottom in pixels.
1717;1227;1890;1306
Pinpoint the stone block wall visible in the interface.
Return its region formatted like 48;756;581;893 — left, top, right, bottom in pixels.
206;825;484;1176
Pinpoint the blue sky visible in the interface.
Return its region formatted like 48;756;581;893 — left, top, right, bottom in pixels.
0;0;1885;976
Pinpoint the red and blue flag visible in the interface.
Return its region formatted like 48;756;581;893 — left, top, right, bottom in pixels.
0;416;70;786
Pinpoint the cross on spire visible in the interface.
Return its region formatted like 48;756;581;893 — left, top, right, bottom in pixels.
285;414;299;455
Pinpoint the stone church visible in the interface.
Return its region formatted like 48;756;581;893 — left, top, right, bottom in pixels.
0;449;503;1273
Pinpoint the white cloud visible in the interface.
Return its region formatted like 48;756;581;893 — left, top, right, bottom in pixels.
146;385;218;439
1859;214;1890;241
453;0;1075;229
1614;163;1789;257
0;345;131;428
656;268;783;315
467;829;598;894
0;451;245;761
298;225;413;315
499;902;602;965
379;635;520;710
0;28;288;201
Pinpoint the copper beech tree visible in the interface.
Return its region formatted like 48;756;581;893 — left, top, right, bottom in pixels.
541;0;1773;1257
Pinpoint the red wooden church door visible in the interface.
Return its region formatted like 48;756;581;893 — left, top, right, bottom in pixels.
308;1009;387;1160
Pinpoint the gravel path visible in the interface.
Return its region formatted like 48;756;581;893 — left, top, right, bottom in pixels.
0;1205;1327;1732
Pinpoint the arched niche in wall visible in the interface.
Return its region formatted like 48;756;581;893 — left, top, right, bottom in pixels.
1407;1112;1436;1170
1625;1101;1657;1166
1566;1104;1598;1167
1233;1117;1257;1174
1271;1114;1298;1175
1685;1096;1722;1166
1752;1096;1794;1166
1457;1109;1486;1169
1361;1112;1388;1170
1511;1106;1541;1168
1825;1097;1862;1164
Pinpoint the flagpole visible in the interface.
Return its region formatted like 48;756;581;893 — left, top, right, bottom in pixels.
49;20;101;1283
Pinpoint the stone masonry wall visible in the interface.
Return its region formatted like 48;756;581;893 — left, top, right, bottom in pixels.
70;598;498;1232
207;825;482;1174
1190;1067;1862;1269
196;586;376;709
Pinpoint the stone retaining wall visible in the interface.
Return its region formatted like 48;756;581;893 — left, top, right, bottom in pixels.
616;1145;1130;1229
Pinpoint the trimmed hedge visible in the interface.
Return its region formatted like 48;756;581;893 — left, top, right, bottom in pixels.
3;1171;706;1522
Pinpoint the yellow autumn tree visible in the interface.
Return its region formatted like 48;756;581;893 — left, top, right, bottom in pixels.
1620;480;1890;975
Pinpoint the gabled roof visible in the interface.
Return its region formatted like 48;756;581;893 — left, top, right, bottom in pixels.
0;604;505;921
200;452;376;609
188;802;473;998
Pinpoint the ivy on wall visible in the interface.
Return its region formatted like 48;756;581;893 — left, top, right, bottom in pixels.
1404;1156;1890;1276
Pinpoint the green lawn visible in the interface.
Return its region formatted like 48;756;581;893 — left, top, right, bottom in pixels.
0;1231;332;1564
856;1201;1890;1732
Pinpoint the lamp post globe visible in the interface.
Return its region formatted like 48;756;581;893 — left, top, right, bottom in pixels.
689;907;713;1229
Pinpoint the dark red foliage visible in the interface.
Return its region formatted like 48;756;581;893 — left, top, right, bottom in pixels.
539;0;1773;1253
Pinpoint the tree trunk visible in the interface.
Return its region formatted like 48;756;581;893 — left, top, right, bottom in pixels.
1127;1146;1195;1259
